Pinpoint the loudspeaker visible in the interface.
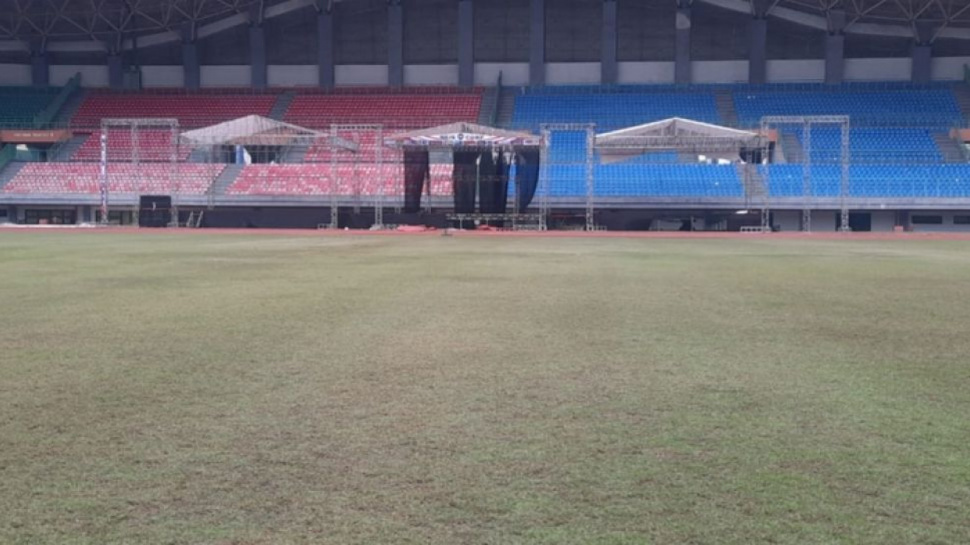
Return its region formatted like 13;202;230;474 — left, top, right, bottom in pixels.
139;195;172;228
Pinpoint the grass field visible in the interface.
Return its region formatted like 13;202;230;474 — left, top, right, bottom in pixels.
1;231;969;544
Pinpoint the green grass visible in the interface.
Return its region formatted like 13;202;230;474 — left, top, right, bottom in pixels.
1;232;969;544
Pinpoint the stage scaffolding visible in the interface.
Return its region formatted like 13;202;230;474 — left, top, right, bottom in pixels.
383;122;544;230
99;118;180;225
540;123;596;231
760;115;850;233
180;115;359;227
329;124;384;229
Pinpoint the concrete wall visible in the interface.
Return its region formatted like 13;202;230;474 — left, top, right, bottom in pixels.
334;64;388;86
773;210;801;231
141;66;185;88
766;59;825;83
268;65;318;87
0;64;31;86
910;211;970;232
617;62;675;84
474;62;529;86
811;210;838;232
930;57;970;81
870;210;897;231
691;60;749;84
51;65;109;87
404;64;458;86
200;66;250;87
545;62;602;84
844;58;911;82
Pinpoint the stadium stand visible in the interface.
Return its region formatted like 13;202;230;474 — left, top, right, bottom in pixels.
72;130;191;162
763;164;970;198
780;127;943;163
544;131;744;198
283;90;483;129
70;91;278;129
0;82;967;207
511;87;722;130
226;163;453;196
0;86;60;126
3;163;223;194
733;85;963;127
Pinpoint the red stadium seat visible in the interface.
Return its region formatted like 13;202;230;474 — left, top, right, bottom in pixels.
226;163;454;197
3;163;224;195
71;92;277;130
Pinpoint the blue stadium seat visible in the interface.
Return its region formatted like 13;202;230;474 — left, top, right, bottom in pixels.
544;129;743;198
733;87;962;127
512;89;721;131
782;127;943;163
762;164;970;198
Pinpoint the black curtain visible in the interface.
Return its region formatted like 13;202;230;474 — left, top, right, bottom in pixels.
515;148;540;212
452;150;479;213
476;150;495;213
480;151;510;214
403;149;429;213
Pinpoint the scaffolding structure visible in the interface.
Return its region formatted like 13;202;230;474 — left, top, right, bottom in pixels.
540;123;596;231
329;124;384;229
99;118;180;225
180;115;357;228
383;122;544;229
760;115;851;232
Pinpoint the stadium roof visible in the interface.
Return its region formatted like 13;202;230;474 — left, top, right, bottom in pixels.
2;0;970;51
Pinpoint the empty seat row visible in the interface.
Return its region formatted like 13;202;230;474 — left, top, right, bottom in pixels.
3;163;224;194
782;127;944;163
512;92;722;131
283;94;482;130
762;164;970;198
72;130;191;162
734;89;962;127
71;93;277;129
226;163;454;196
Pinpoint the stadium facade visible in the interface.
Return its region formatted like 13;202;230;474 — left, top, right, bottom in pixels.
3;0;970;231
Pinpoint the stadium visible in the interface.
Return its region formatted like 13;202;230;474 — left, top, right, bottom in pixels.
2;1;970;543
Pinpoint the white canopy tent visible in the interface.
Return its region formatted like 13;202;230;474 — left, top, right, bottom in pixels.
383;122;541;149
179;115;357;151
594;117;766;163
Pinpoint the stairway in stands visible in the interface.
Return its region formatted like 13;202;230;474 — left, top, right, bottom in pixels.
952;84;970;123
209;163;245;196
269;91;297;121
0;161;27;192
477;87;498;125
932;131;967;163
715;90;739;127
737;164;766;202
51;135;88;161
495;89;518;128
52;88;88;126
780;133;804;163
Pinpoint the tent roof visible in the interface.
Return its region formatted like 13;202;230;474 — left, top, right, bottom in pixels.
597;117;760;141
595;117;765;158
384;122;541;149
180;115;357;150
